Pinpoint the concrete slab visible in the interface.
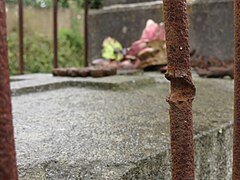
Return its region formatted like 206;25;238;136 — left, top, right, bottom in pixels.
11;73;234;179
10;73;155;96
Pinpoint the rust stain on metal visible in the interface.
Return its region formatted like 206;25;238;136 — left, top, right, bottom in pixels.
233;1;240;179
0;1;19;179
163;0;196;179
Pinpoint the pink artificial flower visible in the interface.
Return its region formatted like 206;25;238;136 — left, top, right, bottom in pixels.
140;20;166;41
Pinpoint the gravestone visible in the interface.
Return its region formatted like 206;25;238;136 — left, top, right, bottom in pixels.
88;0;234;62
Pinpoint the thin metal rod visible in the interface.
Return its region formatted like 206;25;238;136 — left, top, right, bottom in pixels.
163;0;196;179
233;1;240;179
0;1;19;179
18;0;24;74
53;0;58;68
84;0;89;67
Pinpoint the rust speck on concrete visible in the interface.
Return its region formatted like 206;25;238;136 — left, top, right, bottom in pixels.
233;1;240;179
163;0;196;179
0;1;18;179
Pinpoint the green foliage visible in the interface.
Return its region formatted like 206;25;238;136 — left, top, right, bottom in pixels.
89;0;103;9
6;0;52;8
8;30;83;75
8;33;21;75
74;0;104;9
8;32;53;75
6;0;103;9
58;29;84;67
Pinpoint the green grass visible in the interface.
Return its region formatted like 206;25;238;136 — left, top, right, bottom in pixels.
8;29;84;75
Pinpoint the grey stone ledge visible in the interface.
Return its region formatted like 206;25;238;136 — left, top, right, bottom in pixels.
97;0;233;14
10;73;156;96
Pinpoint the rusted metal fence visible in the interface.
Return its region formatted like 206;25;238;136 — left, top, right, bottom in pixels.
3;0;240;179
84;0;89;67
53;0;58;69
233;1;240;179
163;0;196;179
18;0;24;74
16;0;89;74
0;1;19;179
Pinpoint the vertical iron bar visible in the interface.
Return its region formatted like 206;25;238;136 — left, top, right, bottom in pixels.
84;0;89;67
18;0;24;74
233;1;240;179
0;1;19;179
163;0;196;179
53;0;58;68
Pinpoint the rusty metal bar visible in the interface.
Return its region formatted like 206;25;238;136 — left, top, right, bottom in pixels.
233;1;240;179
163;0;196;179
18;0;24;74
0;1;19;179
53;0;58;68
84;0;89;67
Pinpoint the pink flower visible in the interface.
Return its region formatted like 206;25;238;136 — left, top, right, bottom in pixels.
140;20;166;41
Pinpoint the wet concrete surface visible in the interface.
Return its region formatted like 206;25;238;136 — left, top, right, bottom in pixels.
11;73;234;179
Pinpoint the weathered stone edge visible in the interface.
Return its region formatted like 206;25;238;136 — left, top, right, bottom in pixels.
11;77;156;96
16;121;233;179
121;122;233;179
92;0;232;15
